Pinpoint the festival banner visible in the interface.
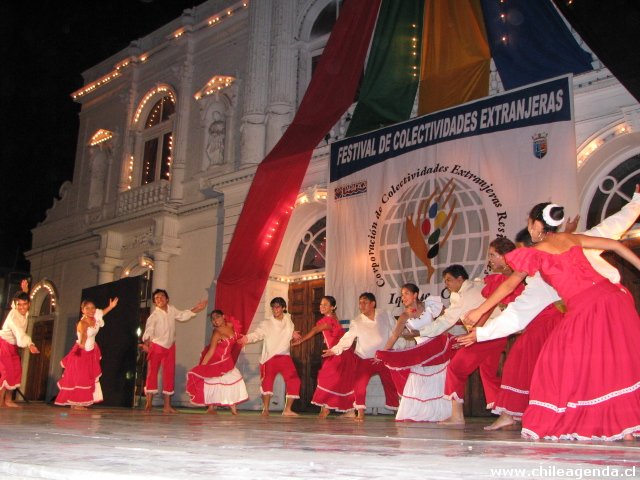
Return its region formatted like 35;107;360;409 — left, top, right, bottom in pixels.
327;76;578;317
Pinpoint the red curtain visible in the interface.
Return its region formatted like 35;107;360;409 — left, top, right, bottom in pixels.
215;0;382;349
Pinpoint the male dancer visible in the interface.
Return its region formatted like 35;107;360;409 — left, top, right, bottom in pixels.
324;292;399;421
142;289;207;413
0;289;39;407
238;297;301;416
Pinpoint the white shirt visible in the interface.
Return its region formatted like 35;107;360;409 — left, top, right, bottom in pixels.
330;309;395;359
420;279;499;338
476;192;640;342
406;297;444;344
0;307;33;347
142;304;196;349
77;309;104;351
245;313;295;364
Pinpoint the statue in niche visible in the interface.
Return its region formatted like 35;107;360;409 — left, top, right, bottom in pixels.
205;111;226;168
87;149;108;209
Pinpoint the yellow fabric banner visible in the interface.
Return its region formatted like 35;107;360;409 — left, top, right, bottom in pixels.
419;0;491;115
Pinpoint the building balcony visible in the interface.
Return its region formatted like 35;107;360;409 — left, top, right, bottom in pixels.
117;180;171;216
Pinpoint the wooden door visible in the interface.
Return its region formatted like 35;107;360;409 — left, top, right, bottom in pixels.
25;320;53;401
288;279;325;412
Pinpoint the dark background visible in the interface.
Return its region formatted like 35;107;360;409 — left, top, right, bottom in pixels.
1;1;638;273
0;1;198;271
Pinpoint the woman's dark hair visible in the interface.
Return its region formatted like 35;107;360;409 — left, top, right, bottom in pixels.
489;237;517;255
515;228;533;247
270;297;287;310
209;309;224;318
401;283;419;294
80;299;95;309
529;202;564;232
322;295;337;308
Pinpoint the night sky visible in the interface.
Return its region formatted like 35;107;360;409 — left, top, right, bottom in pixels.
0;1;198;271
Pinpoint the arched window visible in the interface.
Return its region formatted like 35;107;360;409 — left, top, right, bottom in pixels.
308;0;343;76
140;94;175;185
292;217;326;272
586;154;640;230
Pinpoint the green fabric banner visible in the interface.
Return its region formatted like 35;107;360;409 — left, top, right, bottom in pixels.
346;0;423;137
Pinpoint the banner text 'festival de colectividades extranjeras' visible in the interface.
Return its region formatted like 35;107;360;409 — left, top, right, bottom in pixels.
327;76;578;317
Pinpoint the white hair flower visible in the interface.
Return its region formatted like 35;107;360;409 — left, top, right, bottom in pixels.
542;203;564;227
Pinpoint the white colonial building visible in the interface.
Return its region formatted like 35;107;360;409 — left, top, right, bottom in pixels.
24;0;640;411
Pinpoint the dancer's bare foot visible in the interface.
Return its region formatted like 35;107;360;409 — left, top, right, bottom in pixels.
623;434;635;441
230;405;238;416
438;416;465;425
206;406;218;415
144;396;153;412
318;407;329;419
71;405;87;411
261;409;270;417
282;410;299;417
484;413;516;431
4;400;22;408
162;406;178;414
341;410;356;418
355;409;365;422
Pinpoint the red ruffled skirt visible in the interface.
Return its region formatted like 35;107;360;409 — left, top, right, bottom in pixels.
522;281;640;440
311;348;357;411
0;338;22;390
56;343;103;406
493;303;562;418
186;357;248;407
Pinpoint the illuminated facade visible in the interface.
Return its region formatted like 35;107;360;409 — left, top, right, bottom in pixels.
26;0;640;408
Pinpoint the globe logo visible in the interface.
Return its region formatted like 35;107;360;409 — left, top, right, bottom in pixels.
378;176;491;290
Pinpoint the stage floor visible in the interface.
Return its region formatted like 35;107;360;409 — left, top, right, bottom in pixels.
0;405;637;480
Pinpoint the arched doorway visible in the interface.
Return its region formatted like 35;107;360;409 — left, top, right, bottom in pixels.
287;216;327;411
26;281;58;401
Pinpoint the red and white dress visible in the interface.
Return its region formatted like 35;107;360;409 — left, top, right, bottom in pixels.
186;323;248;408
376;299;456;422
55;311;104;407
507;246;640;440
310;315;356;412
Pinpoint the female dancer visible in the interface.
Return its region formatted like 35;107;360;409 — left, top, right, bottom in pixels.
439;238;525;425
378;283;453;422
292;296;356;418
186;310;248;414
465;202;640;440
55;297;118;409
458;229;564;430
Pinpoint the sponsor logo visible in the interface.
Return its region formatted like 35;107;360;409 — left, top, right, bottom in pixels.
334;180;367;200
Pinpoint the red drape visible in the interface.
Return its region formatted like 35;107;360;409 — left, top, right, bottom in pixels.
215;0;382;355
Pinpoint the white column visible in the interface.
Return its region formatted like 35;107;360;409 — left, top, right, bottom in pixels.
151;251;171;291
265;0;297;153
170;31;195;203
239;0;272;165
